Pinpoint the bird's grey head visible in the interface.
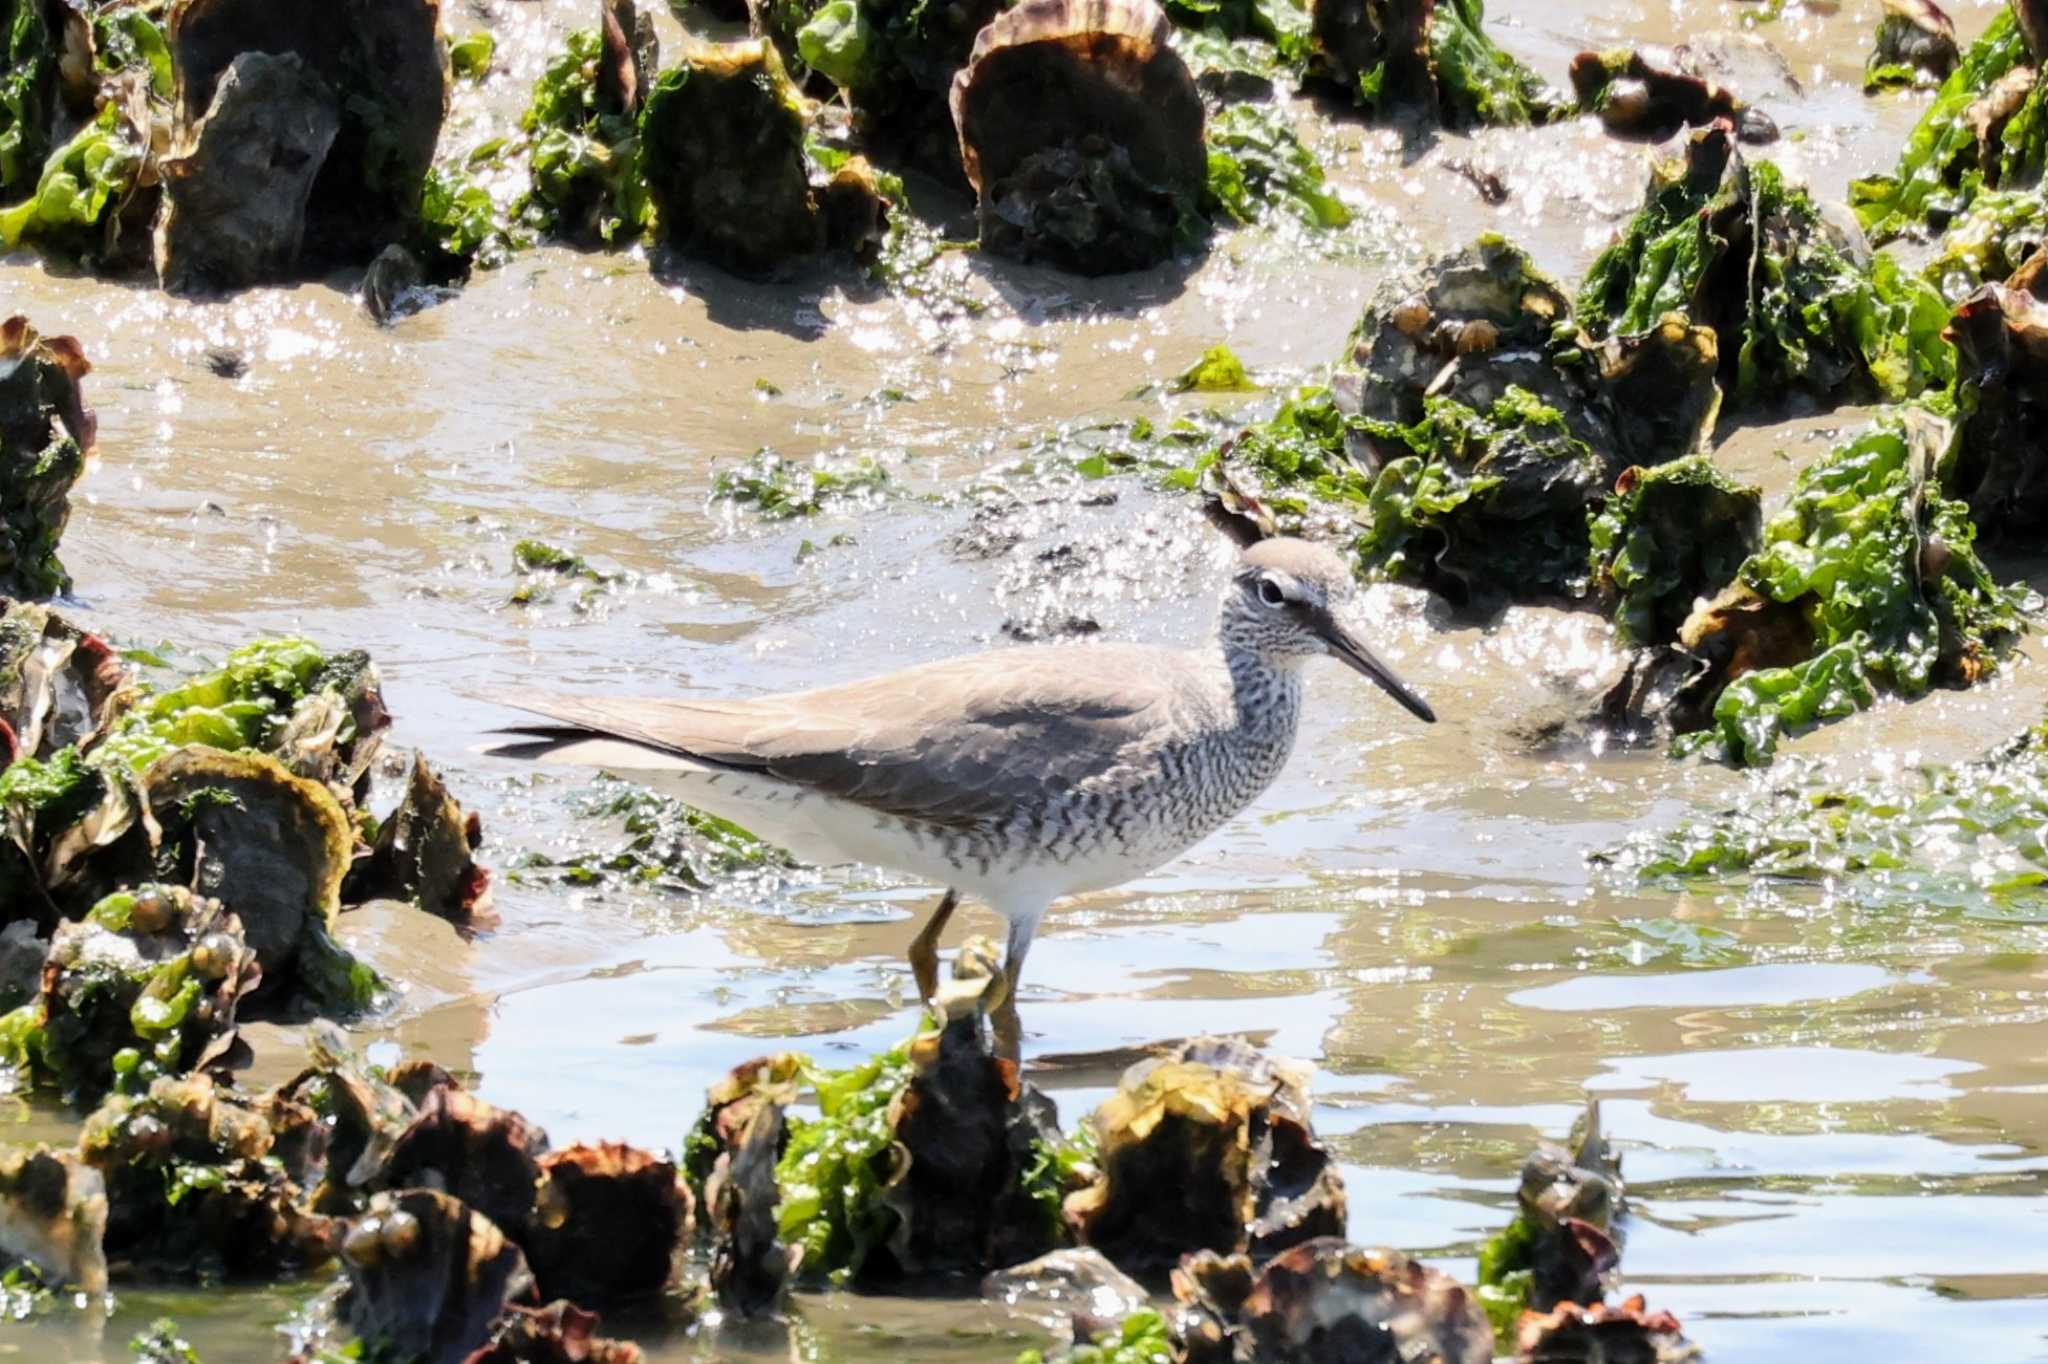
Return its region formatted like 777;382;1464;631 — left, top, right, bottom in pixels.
1222;538;1436;723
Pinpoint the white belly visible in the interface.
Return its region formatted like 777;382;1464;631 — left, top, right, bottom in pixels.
627;760;1192;919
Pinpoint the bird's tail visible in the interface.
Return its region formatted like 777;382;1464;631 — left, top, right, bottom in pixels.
478;725;698;772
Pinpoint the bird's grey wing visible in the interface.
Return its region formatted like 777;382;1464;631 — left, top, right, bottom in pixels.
478;648;1182;830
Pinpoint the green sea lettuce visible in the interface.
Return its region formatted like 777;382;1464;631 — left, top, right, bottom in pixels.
1604;716;2048;906
774;1034;915;1281
1017;1308;1173;1364
1204;103;1351;231
520;27;650;243
1356;386;1605;602
0;0;56;198
0;101;144;257
1685;406;2022;765
1853;8;2043;240
1578;126;1954;409
1588;455;1762;647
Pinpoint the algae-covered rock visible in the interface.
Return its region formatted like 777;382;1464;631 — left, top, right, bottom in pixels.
1475;1104;1622;1340
339;1188;535;1364
153;50;339;294
78;1073;337;1279
1944;245;2048;538
1588;456;1762;647
1677;405;2020;766
165;0;448;267
0;633;420;1017
0;1145;107;1293
0;317;95;599
1579;122;1954;412
1514;1295;1702;1363
524;1143;691;1307
1867;0;1959;92
1065;1038;1344;1273
1352;387;1609;607
1569;46;1776;143
774;1009;1068;1285
879;1004;1064;1276
950;0;1208;276
1307;0;1562;127
637;41;826;276
0;885;258;1104
1342;234;1576;431
138;747;351;982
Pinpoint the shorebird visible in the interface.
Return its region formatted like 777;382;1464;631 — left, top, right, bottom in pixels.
485;537;1434;1036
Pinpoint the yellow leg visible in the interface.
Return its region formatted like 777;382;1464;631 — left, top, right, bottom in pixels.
987;916;1035;1061
907;889;959;1008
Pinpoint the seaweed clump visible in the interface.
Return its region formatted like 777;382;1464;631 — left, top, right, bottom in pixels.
1588;456;1762;647
1854;4;2047;242
1578;122;1954;412
1307;0;1564;127
518;6;656;245
1600;714;2048;905
1677;405;2021;765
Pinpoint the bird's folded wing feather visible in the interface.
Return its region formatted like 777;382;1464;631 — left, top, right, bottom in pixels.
477;646;1187;831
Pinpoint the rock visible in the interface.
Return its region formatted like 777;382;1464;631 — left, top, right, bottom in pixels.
154;50;340;294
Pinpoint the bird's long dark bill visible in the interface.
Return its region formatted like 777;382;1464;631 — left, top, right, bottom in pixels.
1312;608;1437;723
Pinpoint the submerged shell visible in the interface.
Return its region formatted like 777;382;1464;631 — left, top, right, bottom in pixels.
1515;1295;1702;1363
949;0;1206;275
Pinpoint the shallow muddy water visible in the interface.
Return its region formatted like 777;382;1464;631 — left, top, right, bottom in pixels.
5;0;2048;1359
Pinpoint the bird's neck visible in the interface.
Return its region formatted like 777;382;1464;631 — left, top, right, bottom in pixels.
1219;641;1305;747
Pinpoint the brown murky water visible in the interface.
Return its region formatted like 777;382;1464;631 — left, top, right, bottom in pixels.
5;0;2048;1358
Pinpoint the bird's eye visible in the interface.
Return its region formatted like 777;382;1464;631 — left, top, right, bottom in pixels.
1256;577;1287;607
